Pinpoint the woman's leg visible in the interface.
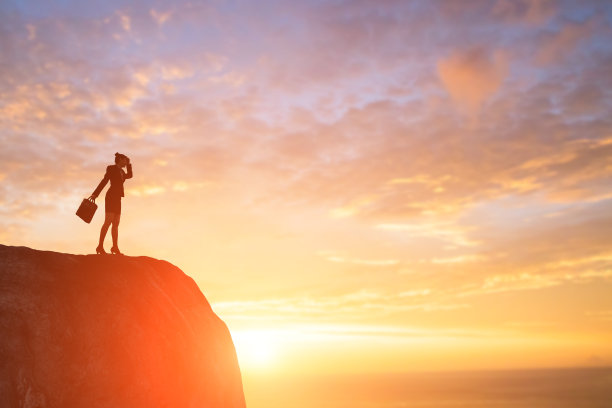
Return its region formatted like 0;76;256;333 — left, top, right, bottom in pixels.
98;212;114;247
111;213;121;248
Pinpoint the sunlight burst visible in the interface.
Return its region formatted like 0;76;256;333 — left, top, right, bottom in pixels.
232;329;280;368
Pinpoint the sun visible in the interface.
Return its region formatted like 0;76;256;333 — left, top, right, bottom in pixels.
232;329;280;368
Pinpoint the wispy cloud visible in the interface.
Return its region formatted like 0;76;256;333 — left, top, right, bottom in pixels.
438;47;508;112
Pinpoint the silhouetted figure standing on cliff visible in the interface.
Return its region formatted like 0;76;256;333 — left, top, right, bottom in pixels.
90;153;133;255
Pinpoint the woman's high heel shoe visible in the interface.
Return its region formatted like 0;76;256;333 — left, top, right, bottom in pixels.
110;246;123;255
96;246;106;255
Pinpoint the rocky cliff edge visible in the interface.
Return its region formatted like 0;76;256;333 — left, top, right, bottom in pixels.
0;244;246;408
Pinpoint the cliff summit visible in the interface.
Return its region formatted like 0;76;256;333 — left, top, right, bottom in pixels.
0;244;245;408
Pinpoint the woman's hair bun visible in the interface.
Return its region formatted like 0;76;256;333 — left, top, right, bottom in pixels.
114;152;125;164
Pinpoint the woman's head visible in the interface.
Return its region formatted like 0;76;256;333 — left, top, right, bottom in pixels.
115;152;128;167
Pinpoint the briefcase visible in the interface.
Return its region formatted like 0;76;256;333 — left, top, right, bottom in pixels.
76;197;97;223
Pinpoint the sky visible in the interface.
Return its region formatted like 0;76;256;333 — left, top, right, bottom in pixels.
1;0;612;390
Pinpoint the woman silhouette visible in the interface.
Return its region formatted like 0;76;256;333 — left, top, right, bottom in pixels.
90;153;133;254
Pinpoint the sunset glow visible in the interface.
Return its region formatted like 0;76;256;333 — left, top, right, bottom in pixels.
232;329;282;369
2;0;612;407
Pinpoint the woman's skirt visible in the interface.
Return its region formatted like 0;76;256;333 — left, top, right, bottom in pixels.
105;191;122;214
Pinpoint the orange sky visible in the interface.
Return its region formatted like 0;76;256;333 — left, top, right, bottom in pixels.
1;0;612;383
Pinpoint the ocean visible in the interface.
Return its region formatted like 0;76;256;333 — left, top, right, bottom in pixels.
242;366;612;408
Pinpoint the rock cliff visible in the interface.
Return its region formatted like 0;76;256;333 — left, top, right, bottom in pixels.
0;244;245;408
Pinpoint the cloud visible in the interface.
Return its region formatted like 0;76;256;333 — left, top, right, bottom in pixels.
159;63;194;80
212;290;470;322
150;9;172;26
492;0;556;24
117;11;131;32
437;47;509;112
562;84;604;116
585;310;612;322
431;254;485;264
535;19;598;65
25;23;36;40
399;289;431;297
325;256;400;266
376;222;481;248
446;208;612;298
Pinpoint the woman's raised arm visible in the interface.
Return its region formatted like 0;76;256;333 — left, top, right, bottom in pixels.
91;167;110;199
125;162;133;179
